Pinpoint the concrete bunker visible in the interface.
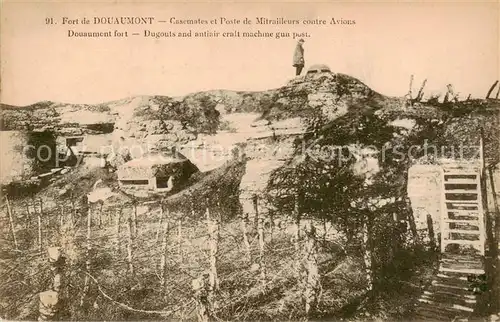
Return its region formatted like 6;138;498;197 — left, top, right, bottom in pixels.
57;134;114;168
117;151;198;197
306;64;332;76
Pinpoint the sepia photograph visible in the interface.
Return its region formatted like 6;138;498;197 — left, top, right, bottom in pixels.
0;1;499;320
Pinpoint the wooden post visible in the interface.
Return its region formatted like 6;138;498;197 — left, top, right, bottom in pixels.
59;201;66;231
294;192;301;251
486;80;498;99
362;216;373;291
480;128;486;174
132;202;138;238
191;195;196;217
177;219;183;263
439;168;447;254
127;211;134;275
47;247;64;292
98;201;103;228
59;204;64;231
254;195;266;286
59;213;76;266
115;207;122;238
405;198;420;245
160;207;170;287
427;214;436;251
155;203;165;243
25;202;32;229
415;79;427;102
322;218;328;242
407;74;414;100
40;247;65;321
269;210;275;242
39;290;59;321
5;195;18;250
86;206;92;266
206;206;219;292
192;274;211;322
80;203;92;306
241;212;251;261
37;200;43;252
304;221;320;316
479;129;487;256
488;166;500;230
70;196;75;228
39;198;44;218
114;207;122;251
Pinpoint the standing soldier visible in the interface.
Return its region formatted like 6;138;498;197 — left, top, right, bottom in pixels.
293;39;305;76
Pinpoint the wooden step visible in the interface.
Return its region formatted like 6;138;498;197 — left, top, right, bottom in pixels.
447;209;479;214
445;181;478;185
442;240;482;246
444;220;480;226
445;198;479;203
436;268;482;277
441;254;483;261
447;216;480;222
443;238;481;244
429;284;476;297
434;272;483;287
441;258;483;266
445;200;479;204
415;303;467;320
414;310;455;321
444;172;478;177
432;278;471;289
438;267;485;275
445;199;479;203
421;293;477;306
443;229;480;235
425;288;476;299
438;268;483;279
447;208;479;213
442;164;479;169
444;190;478;194
447;212;480;216
415;306;463;320
446;204;479;209
440;261;483;272
422;290;474;300
444;229;481;235
435;274;468;281
414;309;463;321
444;219;480;224
417;298;474;312
443;178;479;186
431;281;469;289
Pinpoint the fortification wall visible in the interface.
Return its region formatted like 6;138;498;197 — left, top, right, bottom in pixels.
0;131;34;184
407;164;442;241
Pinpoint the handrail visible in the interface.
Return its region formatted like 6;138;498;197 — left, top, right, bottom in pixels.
439;167;446;254
479;127;485;173
479;127;487;256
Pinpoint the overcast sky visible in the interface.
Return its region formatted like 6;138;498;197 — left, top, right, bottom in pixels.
1;1;498;106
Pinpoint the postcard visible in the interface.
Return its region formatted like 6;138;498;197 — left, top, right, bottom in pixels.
1;1;499;321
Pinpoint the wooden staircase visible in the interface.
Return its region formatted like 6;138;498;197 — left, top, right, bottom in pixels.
414;163;486;321
440;165;485;257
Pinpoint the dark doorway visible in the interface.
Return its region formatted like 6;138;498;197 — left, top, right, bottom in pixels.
156;176;173;189
26;130;57;173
